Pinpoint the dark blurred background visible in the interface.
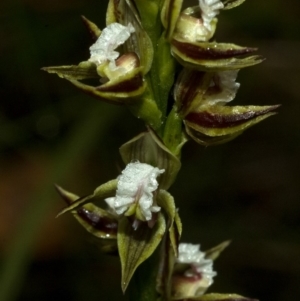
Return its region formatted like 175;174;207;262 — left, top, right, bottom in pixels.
0;0;299;300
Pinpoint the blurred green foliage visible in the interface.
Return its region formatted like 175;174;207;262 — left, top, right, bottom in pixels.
0;0;300;300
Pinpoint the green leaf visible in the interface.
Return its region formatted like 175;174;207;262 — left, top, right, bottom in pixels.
119;128;181;190
118;213;166;292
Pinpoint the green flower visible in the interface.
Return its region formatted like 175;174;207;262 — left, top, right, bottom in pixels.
56;129;182;292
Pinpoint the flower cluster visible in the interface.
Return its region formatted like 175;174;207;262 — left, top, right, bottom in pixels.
47;0;276;300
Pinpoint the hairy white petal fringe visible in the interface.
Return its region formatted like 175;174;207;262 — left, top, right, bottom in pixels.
105;162;164;221
205;70;240;105
199;0;224;31
89;22;135;66
177;243;217;283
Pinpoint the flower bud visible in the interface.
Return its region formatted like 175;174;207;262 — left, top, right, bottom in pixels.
171;243;216;299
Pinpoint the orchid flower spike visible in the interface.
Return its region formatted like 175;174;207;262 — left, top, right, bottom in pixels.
105;161;164;223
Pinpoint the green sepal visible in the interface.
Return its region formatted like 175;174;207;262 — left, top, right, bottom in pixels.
56;179;118;216
66;68;146;105
118;213;166;292
184;126;241;146
204;240;231;261
115;0;154;75
185;104;280;138
184;293;258;301
42;61;98;80
106;0;118;24
55;185;118;252
158;190;182;257
119;128;181;190
161;0;184;40
43;62;146;105
81;15;101;40
221;0;247;10
171;39;264;71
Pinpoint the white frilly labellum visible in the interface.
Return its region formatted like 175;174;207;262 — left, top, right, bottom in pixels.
89;22;135;66
205;70;240;105
177;243;217;283
199;0;224;31
105;162;164;221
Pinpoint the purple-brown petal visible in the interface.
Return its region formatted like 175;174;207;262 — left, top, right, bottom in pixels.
77;207;118;236
185;105;280;129
171;39;257;60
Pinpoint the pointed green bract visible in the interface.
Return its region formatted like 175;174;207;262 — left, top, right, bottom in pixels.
81;16;101;39
119;128;181;190
157;190;182;257
118;214;166;292
204;241;231;261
